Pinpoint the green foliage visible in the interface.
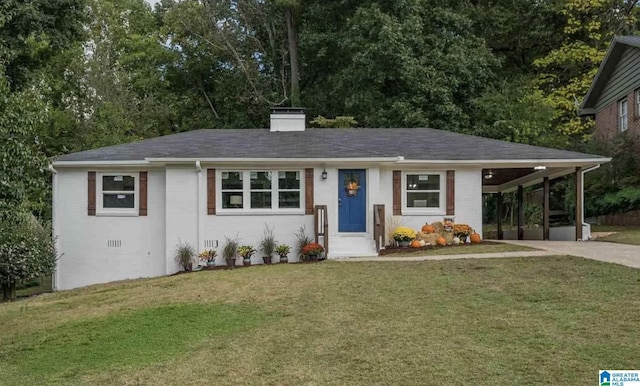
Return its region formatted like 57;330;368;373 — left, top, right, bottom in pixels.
587;188;640;217
470;77;561;147
0;71;48;215
302;1;497;129
174;241;195;271
310;115;358;128
0;213;57;301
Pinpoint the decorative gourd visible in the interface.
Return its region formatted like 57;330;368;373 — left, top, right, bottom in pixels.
436;237;446;246
410;240;422;248
470;233;481;243
452;237;460;245
421;224;435;233
418;240;426;247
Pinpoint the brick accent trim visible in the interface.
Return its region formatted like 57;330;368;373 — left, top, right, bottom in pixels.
446;170;455;215
88;171;96;216
305;168;314;214
207;169;216;215
392;170;401;215
139;171;148;216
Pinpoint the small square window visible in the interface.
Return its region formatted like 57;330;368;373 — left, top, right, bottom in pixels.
98;173;138;213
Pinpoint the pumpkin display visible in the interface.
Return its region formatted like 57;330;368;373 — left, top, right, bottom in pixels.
470;233;482;243
436;237;446;246
421;224;435;233
410;240;422;248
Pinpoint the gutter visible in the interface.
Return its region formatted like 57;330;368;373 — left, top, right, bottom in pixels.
196;161;202;257
48;164;60;291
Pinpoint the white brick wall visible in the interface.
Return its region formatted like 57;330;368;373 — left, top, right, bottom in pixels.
54;165;483;289
55;168;166;290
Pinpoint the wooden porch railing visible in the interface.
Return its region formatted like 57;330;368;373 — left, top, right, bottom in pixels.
373;204;385;252
314;205;328;256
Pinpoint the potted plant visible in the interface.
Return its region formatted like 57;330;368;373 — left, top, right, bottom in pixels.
259;224;277;265
238;245;256;267
392;226;416;247
453;224;473;243
199;249;217;267
301;242;324;262
175;241;195;271
275;244;290;264
222;237;238;269
295;226;313;262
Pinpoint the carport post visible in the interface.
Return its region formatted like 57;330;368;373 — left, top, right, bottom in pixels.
575;167;583;241
496;192;503;240
517;185;524;240
543;177;550;240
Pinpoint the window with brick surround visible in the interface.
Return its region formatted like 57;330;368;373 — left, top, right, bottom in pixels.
619;99;628;132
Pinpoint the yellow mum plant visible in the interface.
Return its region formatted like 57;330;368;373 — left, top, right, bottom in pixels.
392;226;417;242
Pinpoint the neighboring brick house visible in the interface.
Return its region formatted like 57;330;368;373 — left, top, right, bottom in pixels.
580;36;640;140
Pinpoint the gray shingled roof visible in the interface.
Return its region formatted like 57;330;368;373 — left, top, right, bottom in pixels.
580;35;640;114
56;128;606;162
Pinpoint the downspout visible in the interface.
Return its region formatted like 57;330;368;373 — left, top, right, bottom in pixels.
196;161;202;255
48;164;59;291
580;164;600;241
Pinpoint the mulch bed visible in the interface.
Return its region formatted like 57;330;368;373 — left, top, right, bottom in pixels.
378;241;501;256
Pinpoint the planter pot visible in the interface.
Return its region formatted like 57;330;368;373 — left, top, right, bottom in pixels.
263;256;272;265
225;258;235;268
243;258;251;267
308;254;319;262
398;241;410;247
279;255;288;264
207;260;216;267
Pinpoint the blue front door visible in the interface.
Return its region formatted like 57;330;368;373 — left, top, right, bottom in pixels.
338;169;366;232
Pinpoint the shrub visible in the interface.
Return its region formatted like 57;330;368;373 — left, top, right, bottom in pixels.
392;227;416;242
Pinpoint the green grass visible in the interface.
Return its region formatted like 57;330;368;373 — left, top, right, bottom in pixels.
1;257;638;385
381;241;537;256
592;225;640;245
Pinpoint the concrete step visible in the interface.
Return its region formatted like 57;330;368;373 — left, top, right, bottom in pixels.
328;234;378;258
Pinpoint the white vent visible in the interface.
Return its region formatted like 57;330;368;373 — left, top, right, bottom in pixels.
107;240;122;248
204;240;217;248
270;107;306;132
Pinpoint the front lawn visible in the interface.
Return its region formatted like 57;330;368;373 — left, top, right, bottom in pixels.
592;225;640;245
1;257;637;385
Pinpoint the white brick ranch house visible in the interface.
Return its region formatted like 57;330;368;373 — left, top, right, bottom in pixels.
51;109;609;290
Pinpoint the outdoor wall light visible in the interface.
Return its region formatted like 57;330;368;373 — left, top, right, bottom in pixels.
321;168;328;180
484;171;494;180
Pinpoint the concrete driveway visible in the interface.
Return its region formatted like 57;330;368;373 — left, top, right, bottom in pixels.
499;240;640;269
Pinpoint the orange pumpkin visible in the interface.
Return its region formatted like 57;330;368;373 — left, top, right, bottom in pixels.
410;240;422;248
421;224;435;233
470;233;481;243
436;237;446;246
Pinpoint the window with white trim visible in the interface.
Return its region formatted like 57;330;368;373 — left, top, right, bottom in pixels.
619;99;628;132
98;173;138;214
219;170;302;212
402;172;445;213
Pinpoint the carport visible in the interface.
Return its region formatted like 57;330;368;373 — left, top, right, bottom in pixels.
481;161;608;241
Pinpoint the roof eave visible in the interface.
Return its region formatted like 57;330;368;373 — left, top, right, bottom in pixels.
580;36;637;110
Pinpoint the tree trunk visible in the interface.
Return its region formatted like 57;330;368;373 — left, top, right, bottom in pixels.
284;7;300;107
2;280;16;302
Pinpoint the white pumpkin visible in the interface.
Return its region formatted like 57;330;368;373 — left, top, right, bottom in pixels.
418;240;426;247
452;237;461;245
